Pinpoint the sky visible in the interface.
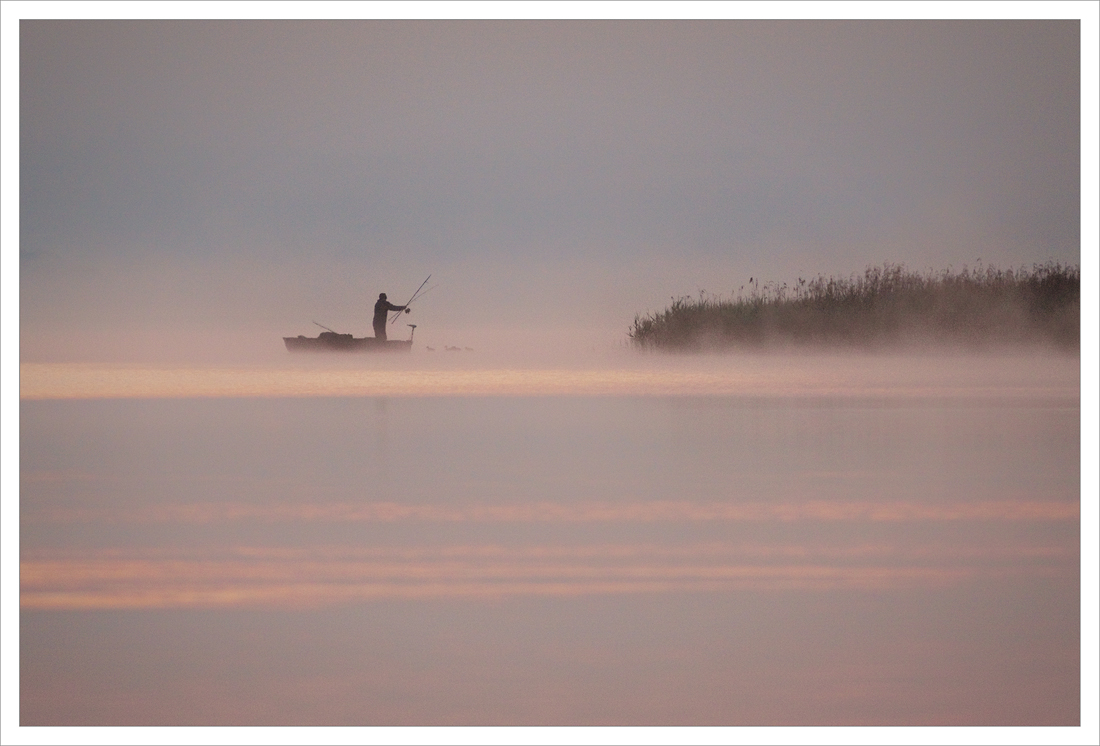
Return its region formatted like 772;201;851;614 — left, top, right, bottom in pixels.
14;15;1085;361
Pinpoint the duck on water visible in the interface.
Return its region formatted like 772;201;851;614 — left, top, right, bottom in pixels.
284;279;429;353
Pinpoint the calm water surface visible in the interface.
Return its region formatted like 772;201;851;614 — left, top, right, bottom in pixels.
19;356;1080;726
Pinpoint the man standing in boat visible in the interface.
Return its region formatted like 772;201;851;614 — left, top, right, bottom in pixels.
373;292;409;341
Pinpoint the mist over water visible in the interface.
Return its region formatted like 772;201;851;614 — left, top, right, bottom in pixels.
19;349;1081;725
19;343;1082;403
15;281;1086;727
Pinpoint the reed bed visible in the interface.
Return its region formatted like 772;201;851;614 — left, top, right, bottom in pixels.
629;262;1079;351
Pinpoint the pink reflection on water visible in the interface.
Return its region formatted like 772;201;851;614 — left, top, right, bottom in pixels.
18;351;1080;399
26;541;1064;610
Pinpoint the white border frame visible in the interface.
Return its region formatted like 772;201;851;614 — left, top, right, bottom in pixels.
3;3;1096;745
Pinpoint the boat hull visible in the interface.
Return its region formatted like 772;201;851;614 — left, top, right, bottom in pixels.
284;333;413;352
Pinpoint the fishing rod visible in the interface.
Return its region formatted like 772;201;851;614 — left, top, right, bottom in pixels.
408;282;438;303
397;274;431;317
390;274;432;324
398;282;440;318
395;282;438;311
313;321;338;333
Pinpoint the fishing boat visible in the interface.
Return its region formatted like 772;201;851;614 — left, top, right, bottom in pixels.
283;331;414;353
286;277;430;353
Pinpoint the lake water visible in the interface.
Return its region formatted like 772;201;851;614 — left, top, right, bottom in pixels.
18;352;1081;726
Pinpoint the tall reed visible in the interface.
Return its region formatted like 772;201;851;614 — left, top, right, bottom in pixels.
628;262;1079;350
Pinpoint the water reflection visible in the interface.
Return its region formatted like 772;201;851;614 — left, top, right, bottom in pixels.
18;361;1080;725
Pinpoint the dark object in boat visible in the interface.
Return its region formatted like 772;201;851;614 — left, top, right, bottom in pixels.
284;330;413;353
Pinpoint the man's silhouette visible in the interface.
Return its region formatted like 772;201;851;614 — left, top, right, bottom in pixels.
373;293;408;341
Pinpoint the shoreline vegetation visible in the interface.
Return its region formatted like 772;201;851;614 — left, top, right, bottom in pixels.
629;262;1079;351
